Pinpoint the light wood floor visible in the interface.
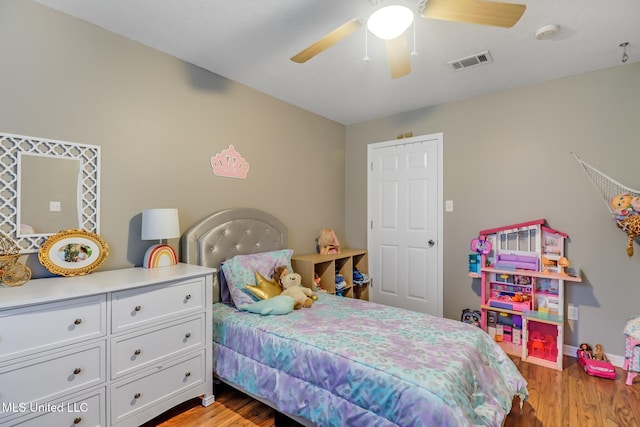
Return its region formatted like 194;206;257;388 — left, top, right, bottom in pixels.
143;355;640;427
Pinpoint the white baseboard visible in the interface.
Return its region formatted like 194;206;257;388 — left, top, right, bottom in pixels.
563;344;625;368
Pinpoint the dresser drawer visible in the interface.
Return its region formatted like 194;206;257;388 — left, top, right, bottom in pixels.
111;278;204;332
5;387;105;427
0;342;106;413
111;316;204;379
0;295;106;363
110;351;205;424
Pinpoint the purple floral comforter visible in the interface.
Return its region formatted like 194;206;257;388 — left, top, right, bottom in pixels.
213;294;527;426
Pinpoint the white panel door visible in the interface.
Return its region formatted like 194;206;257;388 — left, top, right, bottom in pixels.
367;133;442;316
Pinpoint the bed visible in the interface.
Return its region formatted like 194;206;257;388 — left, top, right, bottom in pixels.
181;208;528;426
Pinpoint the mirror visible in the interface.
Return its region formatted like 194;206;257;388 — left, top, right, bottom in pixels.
19;154;81;235
0;132;100;253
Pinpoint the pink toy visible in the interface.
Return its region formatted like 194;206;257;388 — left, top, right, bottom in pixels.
624;338;640;385
577;343;616;379
526;323;558;362
529;334;545;358
470;237;492;255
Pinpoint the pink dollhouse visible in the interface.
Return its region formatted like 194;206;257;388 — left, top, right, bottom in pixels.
475;219;582;371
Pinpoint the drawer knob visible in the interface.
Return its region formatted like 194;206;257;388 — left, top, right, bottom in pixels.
185;294;192;300
74;318;82;325
134;393;141;399
185;332;191;339
134;349;141;356
73;368;82;375
73;417;82;424
134;305;142;312
185;371;191;378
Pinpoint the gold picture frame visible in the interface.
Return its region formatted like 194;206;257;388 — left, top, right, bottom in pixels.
38;229;109;276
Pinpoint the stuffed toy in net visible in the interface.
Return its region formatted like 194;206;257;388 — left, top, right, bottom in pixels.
573;153;640;257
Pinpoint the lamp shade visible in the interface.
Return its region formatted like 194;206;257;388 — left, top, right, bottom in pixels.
141;208;180;240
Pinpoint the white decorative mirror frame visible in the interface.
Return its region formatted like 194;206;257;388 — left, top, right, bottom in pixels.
0;132;100;253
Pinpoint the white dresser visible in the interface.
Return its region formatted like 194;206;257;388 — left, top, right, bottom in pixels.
0;263;215;427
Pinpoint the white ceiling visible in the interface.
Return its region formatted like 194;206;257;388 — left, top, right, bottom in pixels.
33;0;640;125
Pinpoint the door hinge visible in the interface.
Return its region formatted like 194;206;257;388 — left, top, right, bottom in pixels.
370;161;374;172
370;220;373;229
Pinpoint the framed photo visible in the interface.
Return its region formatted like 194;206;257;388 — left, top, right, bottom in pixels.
38;229;109;276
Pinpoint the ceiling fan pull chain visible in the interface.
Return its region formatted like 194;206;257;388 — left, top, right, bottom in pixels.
363;29;371;61
411;20;418;56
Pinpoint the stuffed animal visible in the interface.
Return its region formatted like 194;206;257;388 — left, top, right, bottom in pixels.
609;193;640;256
237;295;295;315
619;215;640;256
611;193;633;211
460;308;481;327
611;193;635;220
273;265;314;309
316;228;341;255
245;272;282;300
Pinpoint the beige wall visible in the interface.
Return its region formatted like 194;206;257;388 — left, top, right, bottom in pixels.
0;0;345;276
346;62;640;355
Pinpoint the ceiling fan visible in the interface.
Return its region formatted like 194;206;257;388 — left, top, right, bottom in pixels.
290;0;526;79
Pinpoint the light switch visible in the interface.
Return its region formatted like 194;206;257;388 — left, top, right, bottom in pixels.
445;200;453;212
49;201;61;212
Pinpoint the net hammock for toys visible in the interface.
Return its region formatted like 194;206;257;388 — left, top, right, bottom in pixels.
573;152;640;257
572;152;640;213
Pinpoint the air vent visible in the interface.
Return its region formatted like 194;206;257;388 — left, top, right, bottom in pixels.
448;51;493;71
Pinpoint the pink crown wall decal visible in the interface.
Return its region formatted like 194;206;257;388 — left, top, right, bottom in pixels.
211;145;250;179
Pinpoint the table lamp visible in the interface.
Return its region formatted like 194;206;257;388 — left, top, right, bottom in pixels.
141;208;180;268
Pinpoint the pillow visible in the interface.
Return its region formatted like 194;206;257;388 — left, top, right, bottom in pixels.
237;295;295;315
245;272;282;300
221;249;293;307
217;270;233;305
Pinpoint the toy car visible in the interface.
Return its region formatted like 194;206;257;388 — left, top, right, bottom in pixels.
577;344;616;379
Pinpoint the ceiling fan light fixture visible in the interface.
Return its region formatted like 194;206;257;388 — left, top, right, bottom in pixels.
367;5;414;40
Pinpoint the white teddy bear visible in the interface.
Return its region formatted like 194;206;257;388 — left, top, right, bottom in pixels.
273;266;315;310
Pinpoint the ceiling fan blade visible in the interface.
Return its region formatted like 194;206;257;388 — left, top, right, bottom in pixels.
291;19;362;63
386;33;411;79
422;0;526;28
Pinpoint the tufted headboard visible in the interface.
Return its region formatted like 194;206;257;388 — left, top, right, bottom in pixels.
180;208;288;301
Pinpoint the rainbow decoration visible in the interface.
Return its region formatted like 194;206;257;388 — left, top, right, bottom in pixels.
143;244;178;268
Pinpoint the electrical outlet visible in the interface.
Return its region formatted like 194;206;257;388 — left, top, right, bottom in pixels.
568;304;578;321
49;201;61;212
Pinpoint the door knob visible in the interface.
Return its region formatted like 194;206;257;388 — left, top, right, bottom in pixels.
428;239;435;247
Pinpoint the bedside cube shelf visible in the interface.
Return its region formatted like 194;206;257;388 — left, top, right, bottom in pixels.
292;249;369;300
